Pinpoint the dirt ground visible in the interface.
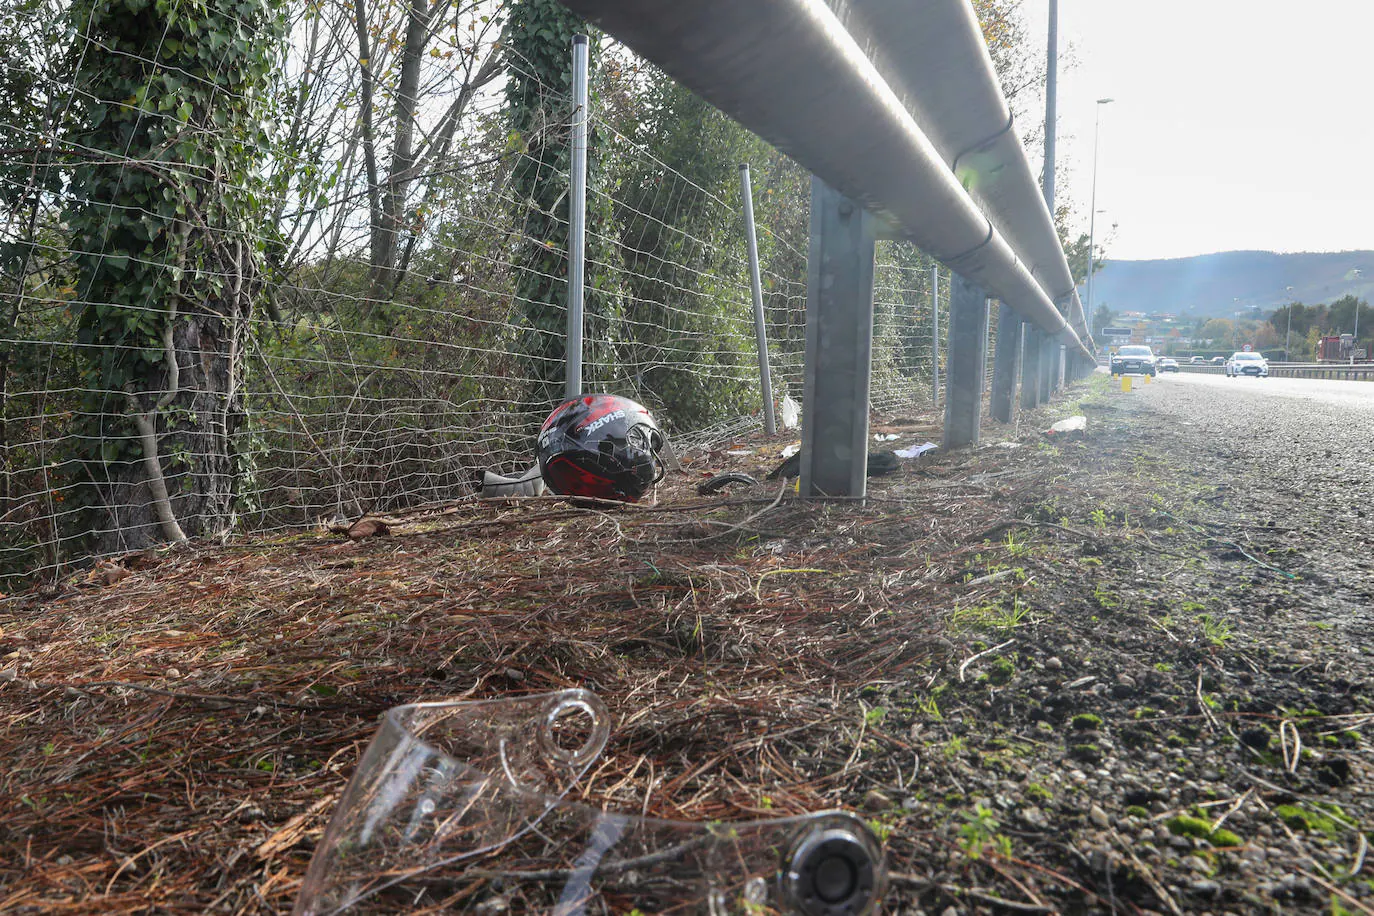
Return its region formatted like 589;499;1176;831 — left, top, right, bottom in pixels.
1;373;1370;915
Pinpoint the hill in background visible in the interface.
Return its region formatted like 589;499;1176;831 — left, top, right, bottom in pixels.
1086;250;1374;318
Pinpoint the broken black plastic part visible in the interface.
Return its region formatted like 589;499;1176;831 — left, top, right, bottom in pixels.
697;472;760;495
784;825;878;915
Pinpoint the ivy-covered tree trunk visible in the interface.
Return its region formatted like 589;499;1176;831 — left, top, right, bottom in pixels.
504;0;621;407
64;0;283;553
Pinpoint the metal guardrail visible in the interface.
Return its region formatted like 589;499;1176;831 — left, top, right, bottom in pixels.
1175;363;1374;381
558;0;1094;360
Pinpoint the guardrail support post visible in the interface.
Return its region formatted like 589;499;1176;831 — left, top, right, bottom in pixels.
942;273;990;449
1039;334;1055;403
1058;345;1067;388
930;265;941;408
1020;325;1041;410
800;177;876;498
989;303;1020;422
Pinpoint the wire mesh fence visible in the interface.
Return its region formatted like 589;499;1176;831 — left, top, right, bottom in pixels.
0;3;949;586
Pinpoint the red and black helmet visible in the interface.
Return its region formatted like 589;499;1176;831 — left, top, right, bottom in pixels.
536;394;666;502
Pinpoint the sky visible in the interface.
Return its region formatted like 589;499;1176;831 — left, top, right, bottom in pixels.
1019;0;1374;261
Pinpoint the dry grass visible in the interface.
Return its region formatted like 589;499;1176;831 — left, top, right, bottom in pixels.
0;410;1058;913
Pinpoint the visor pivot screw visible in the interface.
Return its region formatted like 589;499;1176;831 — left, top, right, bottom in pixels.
785;826;878;915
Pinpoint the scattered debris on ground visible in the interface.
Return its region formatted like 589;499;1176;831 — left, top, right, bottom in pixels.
2;375;1370;914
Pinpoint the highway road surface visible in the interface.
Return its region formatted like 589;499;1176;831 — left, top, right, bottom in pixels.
1160;368;1374;412
1093;366;1374;636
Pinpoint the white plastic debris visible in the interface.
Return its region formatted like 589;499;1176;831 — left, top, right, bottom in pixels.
873;433;900;441
780;395;801;430
726;449;754;457
894;442;938;459
481;465;546;498
780;443;801;459
1047;415;1088;436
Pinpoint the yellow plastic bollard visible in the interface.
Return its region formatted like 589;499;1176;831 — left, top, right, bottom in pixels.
1121;375;1132;392
1144;373;1152;385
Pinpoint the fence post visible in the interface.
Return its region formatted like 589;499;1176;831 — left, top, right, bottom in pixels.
565;34;590;401
931;265;941;408
739;164;777;435
800;177;876;498
943;274;990;448
989;303;1020;422
1021;325;1041;409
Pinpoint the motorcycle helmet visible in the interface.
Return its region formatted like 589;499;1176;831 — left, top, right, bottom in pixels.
537;394;666;502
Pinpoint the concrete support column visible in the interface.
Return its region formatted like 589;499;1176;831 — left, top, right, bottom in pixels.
942;273;990;449
989;303;1020;423
1020;325;1041;410
800;177;876;498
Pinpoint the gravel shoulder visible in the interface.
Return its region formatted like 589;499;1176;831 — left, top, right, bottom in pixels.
889;372;1374;915
0;372;1370;914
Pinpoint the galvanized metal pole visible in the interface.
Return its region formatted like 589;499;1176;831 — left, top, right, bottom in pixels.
1039;333;1055;403
1020;325;1041;410
739;163;777;435
931;265;941;407
800;177;876;499
1084;99;1113;327
1354;303;1362;364
565;34;590;401
943;274;990;449
1042;0;1058;208
990;303;1020;422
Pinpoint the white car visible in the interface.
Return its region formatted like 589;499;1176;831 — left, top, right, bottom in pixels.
1225;352;1269;378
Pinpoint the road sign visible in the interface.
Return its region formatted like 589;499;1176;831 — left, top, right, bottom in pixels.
1101;326;1132;339
1242;344;1252;352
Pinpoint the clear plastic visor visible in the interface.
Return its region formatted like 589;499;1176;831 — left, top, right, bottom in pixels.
295;690;888;915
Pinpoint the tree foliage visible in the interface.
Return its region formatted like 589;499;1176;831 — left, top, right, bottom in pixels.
601;64;779;429
64;0;285;549
1268;295;1372;358
1090;304;1115;336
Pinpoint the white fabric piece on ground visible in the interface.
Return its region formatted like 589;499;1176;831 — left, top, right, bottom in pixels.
481;465;546;498
894;442;938;459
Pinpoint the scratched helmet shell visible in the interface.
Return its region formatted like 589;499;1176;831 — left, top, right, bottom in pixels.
536;394;666;502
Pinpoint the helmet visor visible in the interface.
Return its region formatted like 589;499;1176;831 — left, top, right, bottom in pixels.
294;690;887;915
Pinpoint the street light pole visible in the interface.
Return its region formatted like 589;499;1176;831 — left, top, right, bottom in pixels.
1355;305;1362;364
1084;98;1114;319
1042;0;1058;208
1354;271;1363;363
1284;286;1294;362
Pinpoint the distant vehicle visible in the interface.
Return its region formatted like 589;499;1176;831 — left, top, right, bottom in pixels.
1110;345;1157;377
1318;335;1354;362
1158;358;1180;373
1210;356;1227;365
1189;356;1206;364
1226;351;1269;378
